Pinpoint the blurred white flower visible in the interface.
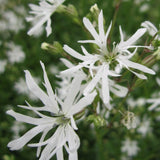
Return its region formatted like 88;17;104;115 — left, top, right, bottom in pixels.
136;98;146;106
147;77;160;110
11;121;26;139
147;97;160;111
121;138;139;157
121;111;138;129
6;42;25;64
140;4;150;13
156;77;160;86
26;0;65;36
0;60;7;74
49;64;59;74
152;64;160;72
14;5;27;16
127;97;146;109
137;116;152;136
7;61;96;160
127;97;137;108
2;11;25;33
134;0;143;5
14;78;39;101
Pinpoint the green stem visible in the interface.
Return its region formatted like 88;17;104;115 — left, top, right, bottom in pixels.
108;0;122;48
95;128;105;160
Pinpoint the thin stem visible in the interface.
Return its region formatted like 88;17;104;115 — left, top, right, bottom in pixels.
108;0;122;48
95;128;105;160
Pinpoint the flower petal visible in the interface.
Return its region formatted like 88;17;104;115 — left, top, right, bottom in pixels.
83;66;103;95
83;17;100;43
63;45;84;61
40;61;59;112
68;91;97;116
25;70;51;106
8;125;47;150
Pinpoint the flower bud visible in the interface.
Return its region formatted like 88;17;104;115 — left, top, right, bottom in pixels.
87;115;106;128
153;47;160;60
90;4;99;13
41;41;63;54
41;42;49;50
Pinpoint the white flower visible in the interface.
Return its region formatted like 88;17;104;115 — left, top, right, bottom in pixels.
49;64;59;74
14;5;27;16
26;0;65;37
0;60;7;73
147;98;160;111
121;138;139;157
156;77;160;86
11;121;26;139
7;62;96;160
61;45;127;108
2;11;25;33
139;4;149;13
61;10;155;107
141;21;160;40
79;10;155;79
137;116;152;136
127;97;137;108
127;97;146;109
14;78;39;101
6;42;25;64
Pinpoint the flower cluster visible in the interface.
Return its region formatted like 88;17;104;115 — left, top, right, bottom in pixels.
7;1;160;160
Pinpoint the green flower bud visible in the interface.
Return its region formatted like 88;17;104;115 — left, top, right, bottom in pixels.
66;4;78;17
41;41;63;54
90;4;99;13
153;47;160;60
87;115;106;128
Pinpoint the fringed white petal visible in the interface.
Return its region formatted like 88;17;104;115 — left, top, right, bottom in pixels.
56;147;64;160
6;110;53;125
25;70;51;106
63;73;85;113
63;45;84;61
68;91;97;116
46;18;52;37
109;80;128;97
60;58;74;68
70;116;78;130
83;66;103;95
121;59;155;75
8;125;46;150
121;28;146;47
36;127;52;157
83;17;100;43
102;65;110;104
98;10;105;45
27;15;49;36
40;61;59;112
